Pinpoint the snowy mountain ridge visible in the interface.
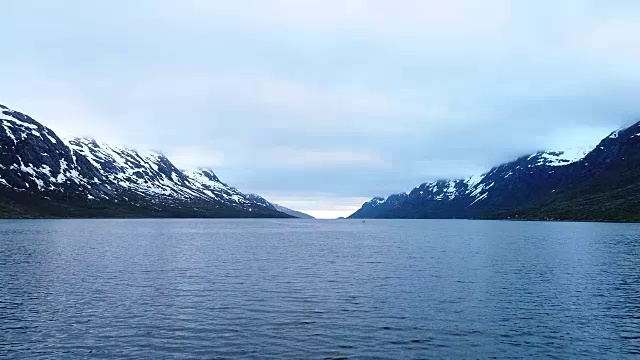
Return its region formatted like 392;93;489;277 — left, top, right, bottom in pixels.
367;147;595;210
351;122;640;220
0;103;293;218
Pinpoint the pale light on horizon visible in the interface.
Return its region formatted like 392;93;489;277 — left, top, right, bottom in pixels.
271;196;370;219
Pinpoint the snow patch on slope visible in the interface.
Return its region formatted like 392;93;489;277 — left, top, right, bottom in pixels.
532;147;594;167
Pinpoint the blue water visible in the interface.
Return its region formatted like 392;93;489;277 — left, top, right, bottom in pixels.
1;219;639;358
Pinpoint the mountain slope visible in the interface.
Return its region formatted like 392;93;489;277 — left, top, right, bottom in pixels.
350;122;640;221
273;204;315;219
245;194;314;219
496;123;640;221
0;103;290;218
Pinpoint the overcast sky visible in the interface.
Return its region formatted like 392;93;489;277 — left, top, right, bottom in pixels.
2;1;640;218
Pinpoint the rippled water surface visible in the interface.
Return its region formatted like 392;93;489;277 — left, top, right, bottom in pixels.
1;219;639;359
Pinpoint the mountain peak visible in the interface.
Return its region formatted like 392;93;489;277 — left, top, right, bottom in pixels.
68;137;164;158
368;197;387;206
190;168;221;183
1;104;50;134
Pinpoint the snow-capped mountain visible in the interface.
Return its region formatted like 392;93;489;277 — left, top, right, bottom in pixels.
350;122;640;221
0;103;290;218
0;105;108;198
67;138;270;212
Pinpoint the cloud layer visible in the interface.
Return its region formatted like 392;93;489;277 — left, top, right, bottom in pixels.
2;1;639;217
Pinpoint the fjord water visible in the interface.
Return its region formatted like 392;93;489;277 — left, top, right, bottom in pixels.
1;220;639;358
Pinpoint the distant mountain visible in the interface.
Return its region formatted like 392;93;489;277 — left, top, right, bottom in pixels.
350;121;640;222
273;204;315;219
245;194;314;219
0;103;290;218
